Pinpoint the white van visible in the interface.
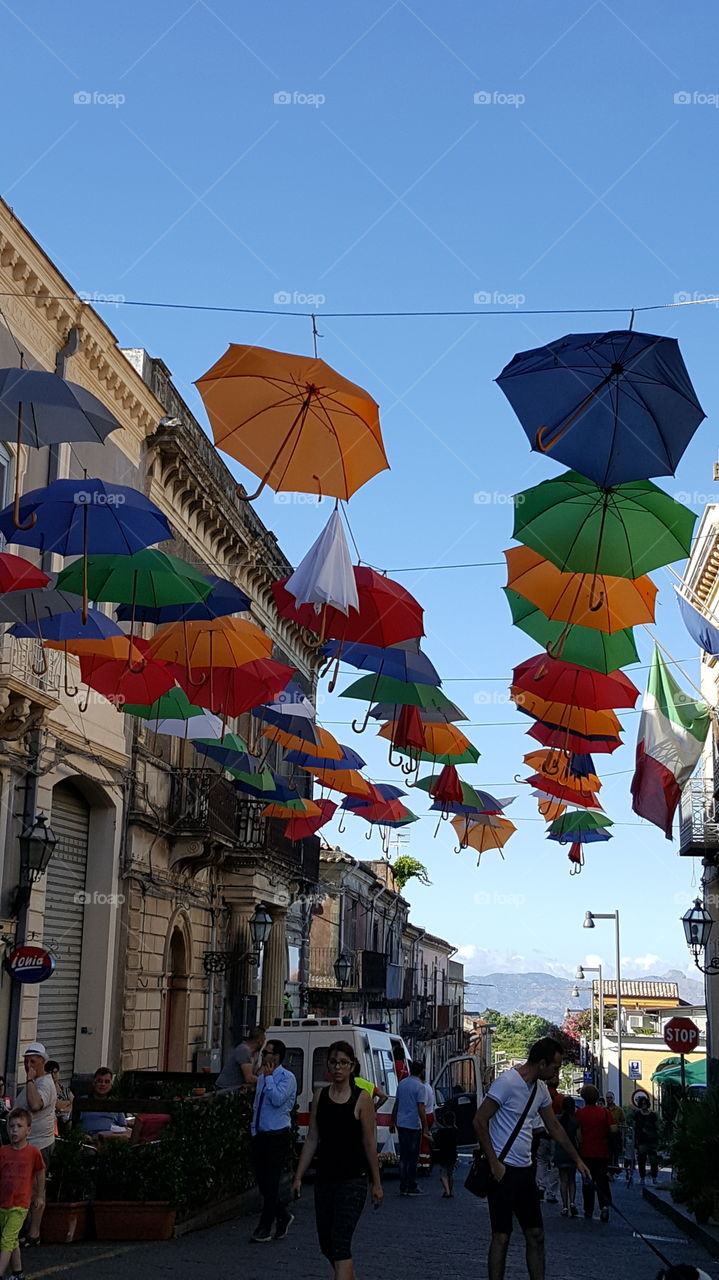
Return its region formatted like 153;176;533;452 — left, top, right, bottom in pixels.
273;1018;484;1155
274;1018;411;1156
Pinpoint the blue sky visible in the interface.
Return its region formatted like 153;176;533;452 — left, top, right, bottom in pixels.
3;0;719;982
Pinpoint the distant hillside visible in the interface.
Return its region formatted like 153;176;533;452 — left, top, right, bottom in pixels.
465;969;704;1025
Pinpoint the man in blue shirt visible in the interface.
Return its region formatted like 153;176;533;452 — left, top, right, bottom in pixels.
78;1068;129;1141
250;1039;297;1243
390;1060;428;1197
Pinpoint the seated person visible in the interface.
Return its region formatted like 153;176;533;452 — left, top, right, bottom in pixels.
77;1068;130;1140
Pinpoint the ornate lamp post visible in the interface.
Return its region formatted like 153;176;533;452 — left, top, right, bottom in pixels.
682;899;719;975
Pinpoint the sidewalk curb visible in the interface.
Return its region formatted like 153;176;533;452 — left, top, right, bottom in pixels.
643;1187;719;1261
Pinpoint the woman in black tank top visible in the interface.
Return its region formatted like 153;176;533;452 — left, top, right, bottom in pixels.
292;1039;383;1277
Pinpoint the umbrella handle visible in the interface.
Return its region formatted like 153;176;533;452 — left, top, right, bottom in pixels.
364;827;373;840
388;743;404;769
433;814;443;839
535;369;616;454
78;683;92;714
63;650;78;698
589;585;605;612
352;704;372;734
327;654;342;695
337;811;346;834
12;405;37;531
240;392;314;501
30;643;48;678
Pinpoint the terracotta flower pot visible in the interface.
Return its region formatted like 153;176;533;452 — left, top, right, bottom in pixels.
40;1202;88;1243
93;1201;176;1240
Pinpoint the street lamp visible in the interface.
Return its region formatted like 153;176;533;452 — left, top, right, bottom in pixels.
571;984;580;998
249;903;273;956
18;814;57;883
682;899;719;975
584;909;623;1105
334;951;352;989
576;962;604;1090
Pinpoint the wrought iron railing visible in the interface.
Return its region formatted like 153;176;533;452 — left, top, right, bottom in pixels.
679;779;719;856
308;947;360;991
0;635;63;698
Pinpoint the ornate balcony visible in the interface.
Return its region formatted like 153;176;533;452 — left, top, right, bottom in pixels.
678;779;719;857
0;637;62;740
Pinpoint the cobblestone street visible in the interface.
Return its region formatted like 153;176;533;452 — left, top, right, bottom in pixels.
24;1163;719;1280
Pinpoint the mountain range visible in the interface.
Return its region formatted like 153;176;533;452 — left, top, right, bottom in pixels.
464;969;705;1025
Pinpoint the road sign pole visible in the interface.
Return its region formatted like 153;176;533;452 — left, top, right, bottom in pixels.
680;1054;686;1096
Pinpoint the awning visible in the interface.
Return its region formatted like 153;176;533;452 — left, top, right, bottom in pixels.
651;1055;707;1087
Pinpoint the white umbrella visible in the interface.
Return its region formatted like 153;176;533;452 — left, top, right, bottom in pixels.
285;509;359;615
143;709;223;739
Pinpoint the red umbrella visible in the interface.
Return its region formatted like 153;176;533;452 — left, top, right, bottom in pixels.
174;658;294;717
529;778;603;809
391;703;426;752
0;553;50;593
430;764;464;807
80;649;175;710
512;654;639;710
272;567;424;646
525;718;623;755
284;797;337;840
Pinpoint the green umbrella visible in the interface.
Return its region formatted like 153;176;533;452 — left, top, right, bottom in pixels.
547;810;613;836
228;765;277;791
57;550;212;608
504;588;639;673
414;775;487;807
391;742;480;766
122;687;196;719
513;471;696;578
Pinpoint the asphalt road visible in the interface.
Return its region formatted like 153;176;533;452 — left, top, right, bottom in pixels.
25;1161;719;1280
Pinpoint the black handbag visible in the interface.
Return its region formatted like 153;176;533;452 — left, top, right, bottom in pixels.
465;1081;539;1198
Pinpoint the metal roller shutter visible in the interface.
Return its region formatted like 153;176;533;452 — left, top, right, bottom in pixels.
36;783;89;1075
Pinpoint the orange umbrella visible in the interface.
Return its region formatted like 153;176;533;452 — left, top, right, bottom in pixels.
524;749;601;791
537;797;567;821
529;779;603;809
298;766;375;799
146;617;271;668
44;634;145;662
195;345;389;501
510;687;622;737
450;814;516;860
263;724;344;760
263;798;322;818
377;720;476;760
504;545;657;633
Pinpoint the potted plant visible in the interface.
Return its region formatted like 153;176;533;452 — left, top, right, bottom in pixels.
41;1130;95;1243
93;1136;177;1240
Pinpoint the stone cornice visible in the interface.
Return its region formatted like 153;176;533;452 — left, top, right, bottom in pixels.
0;200;165;456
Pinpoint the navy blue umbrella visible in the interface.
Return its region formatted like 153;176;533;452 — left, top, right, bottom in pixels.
284;744;366;771
677;593;719;655
116;573;250;624
0;479;172;555
496;330;705;486
323;638;441;686
8;606;123;642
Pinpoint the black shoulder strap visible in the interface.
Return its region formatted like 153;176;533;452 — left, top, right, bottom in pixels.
498;1081;539;1162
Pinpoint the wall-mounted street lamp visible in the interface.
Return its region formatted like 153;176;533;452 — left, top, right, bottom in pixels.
682;898;719;975
333;951;352;989
19;813;57;883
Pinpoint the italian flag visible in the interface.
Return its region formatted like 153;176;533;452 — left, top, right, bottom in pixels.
631;648;710;839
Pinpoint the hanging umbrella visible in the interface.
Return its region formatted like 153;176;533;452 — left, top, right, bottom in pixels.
9;606;122;644
115;574;251;624
253;708;321;747
262;723;344;760
232;774;296;803
0;367;122;527
524;716;623;755
323;637;441;686
527;777;602;808
496;330;705;486
0;553;49;594
284;744;366;771
57;550;212;638
415;775;510;810
173;658;294;717
258;681;316;719
0;479;172;555
677;593;719;655
192;732;255;773
263;798;323;818
299;766;375;799
510;687;622;737
124;686;200;720
341;674;465;735
284;797;338;840
144;708;223;740
272;567;423;647
369;700;467;725
512;655;639;710
451;814;516;860
537;797;567;821
379;720;480;766
504;545;657;633
547;808;613;872
79;646;175;710
513;471;696;582
344;800;418;827
523;749;598;786
504;589;639;673
285;509;359;617
195;344;389;501
0;580;79;627
146;615;271;668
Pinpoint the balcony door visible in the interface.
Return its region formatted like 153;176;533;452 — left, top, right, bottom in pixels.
163;926;189;1070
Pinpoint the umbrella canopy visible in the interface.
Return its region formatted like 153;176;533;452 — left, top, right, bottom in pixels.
285;509;359;616
0;582;81;627
285;744;366;771
512;654;639;710
262;723;344;760
258;681;316;719
652;1056;707;1087
195;344;389;500
79;649;175;705
537;797;567;821
496;330;705;487
513;472;696;579
115;574;250;624
451;814;516;859
527;777;602;808
284;798;337;840
511;687;622;737
369;700;466;725
0;480;172;555
677;593;719;655
416;774;509;813
504;589;639;673
173;658;293;717
263;798;323;818
300;766;375;799
253;709;321;747
344;799;418;826
524;716;623;755
272;567;423;647
504;545;657;633
57;550;212;608
231;769;294;800
0;553;49;594
123;686;201;720
9;606;123;643
524;749;599;786
193;733;254;773
144;709;223;740
380;720;480;765
546;810;613;840
0;368;122;447
341;674;462;715
324;637;441;686
147;616;272;666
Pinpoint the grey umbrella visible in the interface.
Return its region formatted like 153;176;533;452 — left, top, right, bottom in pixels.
0;578;82;686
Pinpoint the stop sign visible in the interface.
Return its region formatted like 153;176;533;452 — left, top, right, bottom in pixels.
664;1016;700;1054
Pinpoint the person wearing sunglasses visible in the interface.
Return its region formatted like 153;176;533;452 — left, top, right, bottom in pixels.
292;1040;382;1278
249;1040;297;1244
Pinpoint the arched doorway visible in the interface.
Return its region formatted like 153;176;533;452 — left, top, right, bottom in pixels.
163;925;190;1070
37;781;90;1076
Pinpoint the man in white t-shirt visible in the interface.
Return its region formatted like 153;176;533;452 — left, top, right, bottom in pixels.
474;1037;589;1280
14;1041;57;1245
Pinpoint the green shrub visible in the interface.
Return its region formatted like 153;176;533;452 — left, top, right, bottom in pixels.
670;1086;719;1224
46;1130;96;1203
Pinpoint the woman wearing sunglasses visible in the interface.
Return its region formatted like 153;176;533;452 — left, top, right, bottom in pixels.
292;1040;382;1278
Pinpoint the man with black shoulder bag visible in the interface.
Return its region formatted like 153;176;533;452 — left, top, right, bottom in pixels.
472;1037;590;1280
